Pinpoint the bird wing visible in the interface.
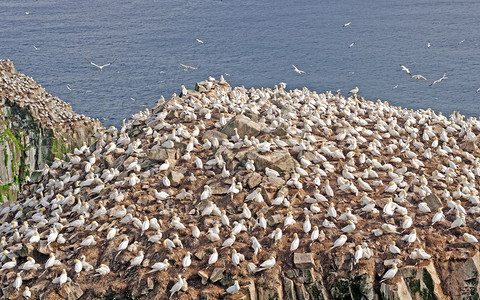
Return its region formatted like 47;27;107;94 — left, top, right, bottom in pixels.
85;58;101;68
100;57;117;68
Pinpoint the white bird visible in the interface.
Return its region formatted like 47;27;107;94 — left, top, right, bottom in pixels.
23;286;31;298
85;57;117;71
303;215;312;233
127;251;144;270
341;220;356;233
418;202;431;213
148;259;170;273
400;64;412;76
380;264;398;282
226;280;240;294
231;249;240;266
170;275;184;298
354;245;363;265
292;64;305;74
195;38;204;44
389;241;401;254
257;256;276;271
94;264;110;276
343;22;351;27
290;233;300;252
432;208;445;225
52;269;68;286
13;273;22;292
330;235;347;250
182;252;192;269
179;63;199;71
251;236;262;255
464;233;478;244
208;248;218;265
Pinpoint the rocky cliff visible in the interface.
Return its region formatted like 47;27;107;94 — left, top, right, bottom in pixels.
1;66;480;299
0;60;103;201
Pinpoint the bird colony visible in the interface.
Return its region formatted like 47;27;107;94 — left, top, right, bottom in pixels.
0;60;96;128
1;74;480;299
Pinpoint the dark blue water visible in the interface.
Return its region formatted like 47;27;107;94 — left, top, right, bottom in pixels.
2;0;480;127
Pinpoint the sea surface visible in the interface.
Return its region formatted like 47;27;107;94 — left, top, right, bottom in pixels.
1;0;480;128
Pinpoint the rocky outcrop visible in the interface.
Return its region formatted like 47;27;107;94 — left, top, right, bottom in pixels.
4;67;480;299
0;59;103;201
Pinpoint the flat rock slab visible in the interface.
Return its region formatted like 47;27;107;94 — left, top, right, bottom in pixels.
221;114;264;138
423;194;442;211
247;150;296;174
203;130;228;143
294;253;315;269
210;267;226;283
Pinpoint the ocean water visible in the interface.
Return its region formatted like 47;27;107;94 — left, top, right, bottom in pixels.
1;0;480;128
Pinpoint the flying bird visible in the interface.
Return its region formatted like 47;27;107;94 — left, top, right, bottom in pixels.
399;65;412;76
348;42;355;48
429;73;448;86
179;63;199;71
410;74;429;83
195;38;204;44
85;58;117;71
343;22;351;27
292;65;305;74
427;42;431;48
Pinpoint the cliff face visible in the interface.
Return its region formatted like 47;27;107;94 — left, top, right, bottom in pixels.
0;60;103;201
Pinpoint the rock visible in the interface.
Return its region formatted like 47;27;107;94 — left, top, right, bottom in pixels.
195;249;206;260
301;268;316;284
294;253;315;269
169;171;184;186
247;263;258;274
203;130;228;143
423;194;442;211
210;267;226;283
248;150;296;174
295;283;309;300
221;114;264;138
0;61;103;201
198;270;209;285
380;277;413;300
246;172;262;189
243;279;257;300
437;253;480;299
147;277;154;290
267;214;283;226
147;148;178;165
210;181;229;195
384;259;401;266
58;282;84;300
284;277;297;300
305;281;328;300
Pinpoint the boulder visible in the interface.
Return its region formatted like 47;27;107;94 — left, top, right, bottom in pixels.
203;130;228;143
221;114;264;138
210;267;226;283
294;253;315;269
147;148;178;165
248;150;296;174
58;282;84;300
169;171;184;187
423;194;442;211
284;277;297;300
380;277;413;300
